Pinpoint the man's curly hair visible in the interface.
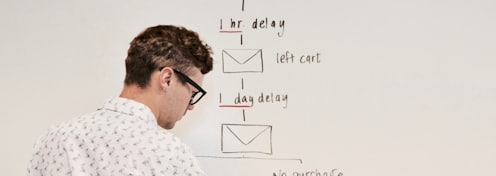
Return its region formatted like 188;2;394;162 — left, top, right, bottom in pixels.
124;25;213;88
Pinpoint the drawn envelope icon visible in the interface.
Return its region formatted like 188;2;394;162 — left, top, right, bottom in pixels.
221;124;272;154
222;49;264;73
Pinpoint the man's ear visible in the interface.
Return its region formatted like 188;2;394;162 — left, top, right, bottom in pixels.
160;67;174;90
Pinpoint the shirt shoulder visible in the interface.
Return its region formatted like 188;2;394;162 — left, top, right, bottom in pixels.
28;97;206;176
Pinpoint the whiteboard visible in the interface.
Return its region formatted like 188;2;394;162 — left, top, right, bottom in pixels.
1;0;495;175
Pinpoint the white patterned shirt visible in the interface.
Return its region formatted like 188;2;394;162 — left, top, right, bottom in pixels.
28;97;205;176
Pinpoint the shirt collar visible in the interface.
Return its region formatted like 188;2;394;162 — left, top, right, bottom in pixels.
100;97;158;126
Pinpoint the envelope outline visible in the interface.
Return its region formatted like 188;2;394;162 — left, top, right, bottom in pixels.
221;124;273;154
223;49;261;64
222;49;264;73
225;125;270;145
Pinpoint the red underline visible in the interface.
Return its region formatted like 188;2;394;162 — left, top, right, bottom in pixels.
219;105;252;108
219;30;243;33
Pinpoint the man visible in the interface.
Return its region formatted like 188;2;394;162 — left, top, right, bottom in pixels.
28;25;213;175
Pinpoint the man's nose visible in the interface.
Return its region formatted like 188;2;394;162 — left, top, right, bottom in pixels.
187;104;195;110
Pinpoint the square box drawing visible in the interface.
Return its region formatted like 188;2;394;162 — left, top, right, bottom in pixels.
222;49;264;73
221;124;273;154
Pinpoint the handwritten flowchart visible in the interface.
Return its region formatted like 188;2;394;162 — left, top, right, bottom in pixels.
199;0;341;175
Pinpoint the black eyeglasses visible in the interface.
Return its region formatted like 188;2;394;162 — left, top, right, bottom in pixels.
159;67;206;105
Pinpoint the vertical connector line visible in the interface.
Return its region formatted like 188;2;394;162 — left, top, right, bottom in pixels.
241;78;245;90
242;0;245;11
219;93;222;104
242;109;246;121
219;19;223;30
240;34;243;45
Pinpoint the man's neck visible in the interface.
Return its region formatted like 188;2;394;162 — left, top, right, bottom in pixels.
119;84;160;119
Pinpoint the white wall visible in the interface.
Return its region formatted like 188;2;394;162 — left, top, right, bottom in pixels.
1;0;495;175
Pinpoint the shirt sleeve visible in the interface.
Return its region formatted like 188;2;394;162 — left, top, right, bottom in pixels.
27;126;72;176
169;143;206;176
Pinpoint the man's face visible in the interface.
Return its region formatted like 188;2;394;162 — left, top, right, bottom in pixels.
158;67;204;129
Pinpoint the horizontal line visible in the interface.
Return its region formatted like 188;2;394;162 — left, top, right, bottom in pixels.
197;155;303;164
219;30;243;33
219;105;252;108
